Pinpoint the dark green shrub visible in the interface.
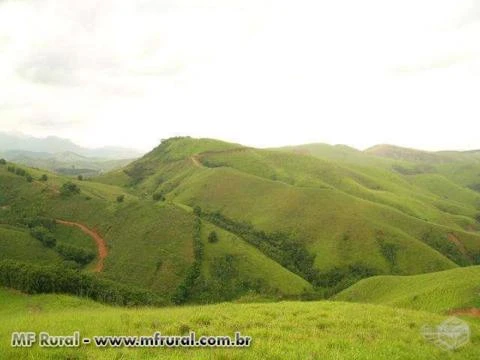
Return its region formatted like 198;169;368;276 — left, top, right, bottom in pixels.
152;192;165;201
56;244;95;265
116;195;125;203
60;181;80;196
0;158;6;165
24;216;56;231
77;175;83;181
40;174;48;181
30;226;56;248
208;231;219;243
15;168;26;176
26;175;33;182
193;205;202;216
172;219;203;304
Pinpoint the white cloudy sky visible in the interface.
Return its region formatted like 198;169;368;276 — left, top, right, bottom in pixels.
1;0;479;151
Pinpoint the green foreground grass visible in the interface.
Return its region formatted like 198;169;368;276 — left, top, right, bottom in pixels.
1;288;479;359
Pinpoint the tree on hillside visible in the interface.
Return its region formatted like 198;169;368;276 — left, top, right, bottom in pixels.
30;226;56;248
0;158;6;165
208;231;219;243
193;205;202;216
40;174;48;181
77;175;83;181
60;181;80;197
152;192;165;201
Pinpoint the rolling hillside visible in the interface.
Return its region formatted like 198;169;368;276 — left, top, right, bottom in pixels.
335;266;480;314
106;138;480;281
2;136;480;302
0;155;311;302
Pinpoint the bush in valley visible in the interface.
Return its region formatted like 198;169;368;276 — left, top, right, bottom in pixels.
0;260;164;306
208;231;219;243
172;219;203;304
421;228;469;265
40;174;48;181
26;175;33;182
30;226;57;248
116;194;125;203
152;192;165;201
56;244;95;266
7;166;15;173
60;181;80;196
0;158;6;165
315;264;381;296
379;241;399;268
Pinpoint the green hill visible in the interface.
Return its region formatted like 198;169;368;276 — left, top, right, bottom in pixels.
1;287;479;359
335;266;480;313
3;137;480;302
0;155;311;302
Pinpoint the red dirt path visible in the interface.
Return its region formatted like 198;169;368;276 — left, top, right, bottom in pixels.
56;220;108;272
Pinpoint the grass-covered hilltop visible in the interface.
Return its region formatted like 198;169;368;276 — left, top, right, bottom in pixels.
1;136;480;358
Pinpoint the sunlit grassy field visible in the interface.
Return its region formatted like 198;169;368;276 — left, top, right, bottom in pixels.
1;288;479;359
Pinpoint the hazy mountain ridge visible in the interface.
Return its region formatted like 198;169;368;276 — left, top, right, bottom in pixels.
0;132;142;159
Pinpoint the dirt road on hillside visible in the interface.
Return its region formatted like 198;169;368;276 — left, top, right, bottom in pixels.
191;155;203;168
56;220;108;272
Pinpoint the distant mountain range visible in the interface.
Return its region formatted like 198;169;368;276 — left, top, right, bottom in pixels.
0;132;142;159
0;132;143;176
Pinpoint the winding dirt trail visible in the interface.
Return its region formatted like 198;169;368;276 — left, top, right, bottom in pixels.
56;220;108;272
190;155;204;168
449;308;480;318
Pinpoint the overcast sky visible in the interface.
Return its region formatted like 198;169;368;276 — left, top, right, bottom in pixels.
1;0;479;151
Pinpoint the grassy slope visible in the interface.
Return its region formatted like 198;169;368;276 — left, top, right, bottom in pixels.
335;266;480;313
0;225;61;265
198;220;312;296
1;288;479;359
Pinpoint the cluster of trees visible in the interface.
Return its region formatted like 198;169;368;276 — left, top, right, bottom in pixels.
124;163;153;186
196;207;320;285
6;165;33;182
208;231;218;243
0;260;164;306
60;182;81;197
315;264;380;297
152;192;165;201
56;244;95;266
30;226;57;248
172;218;204;304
